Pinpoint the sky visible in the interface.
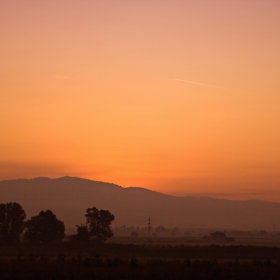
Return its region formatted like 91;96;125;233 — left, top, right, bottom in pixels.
1;0;280;201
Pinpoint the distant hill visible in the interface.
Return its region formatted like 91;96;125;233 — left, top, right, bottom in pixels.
0;176;280;231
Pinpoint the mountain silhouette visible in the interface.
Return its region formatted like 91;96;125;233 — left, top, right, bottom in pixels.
0;176;279;230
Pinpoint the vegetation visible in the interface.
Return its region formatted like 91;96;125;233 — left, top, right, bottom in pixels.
130;231;139;237
1;201;280;279
0;202;115;244
24;210;65;243
204;231;236;242
70;224;91;242
0;202;26;242
0;243;280;279
70;207;115;242
85;207;115;242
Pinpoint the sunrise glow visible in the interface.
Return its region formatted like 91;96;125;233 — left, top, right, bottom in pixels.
1;0;280;201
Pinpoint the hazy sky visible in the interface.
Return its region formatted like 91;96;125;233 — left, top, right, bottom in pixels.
1;0;280;201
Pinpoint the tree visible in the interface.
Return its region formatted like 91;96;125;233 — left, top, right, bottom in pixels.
130;231;139;238
210;231;227;240
171;227;180;236
69;224;90;242
155;225;167;236
0;202;26;242
203;231;235;243
24;210;65;243
85;207;114;242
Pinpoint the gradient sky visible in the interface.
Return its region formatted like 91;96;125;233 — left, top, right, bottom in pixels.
1;0;280;201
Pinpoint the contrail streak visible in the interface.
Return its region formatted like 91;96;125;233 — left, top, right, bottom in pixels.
174;79;234;92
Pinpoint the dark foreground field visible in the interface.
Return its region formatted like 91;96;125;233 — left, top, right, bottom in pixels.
1;242;280;280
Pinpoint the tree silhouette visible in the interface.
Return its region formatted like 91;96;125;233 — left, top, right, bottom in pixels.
0;202;26;242
85;207;114;242
69;224;90;242
155;225;167;236
24;210;65;243
130;231;139;237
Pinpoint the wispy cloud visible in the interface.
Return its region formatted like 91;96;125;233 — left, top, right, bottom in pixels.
174;79;235;92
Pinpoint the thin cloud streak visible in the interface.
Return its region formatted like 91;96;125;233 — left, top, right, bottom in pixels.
174;79;235;92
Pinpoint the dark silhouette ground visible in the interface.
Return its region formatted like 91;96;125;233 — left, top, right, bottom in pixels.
0;242;280;280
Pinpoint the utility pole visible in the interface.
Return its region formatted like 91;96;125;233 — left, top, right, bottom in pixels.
148;215;152;237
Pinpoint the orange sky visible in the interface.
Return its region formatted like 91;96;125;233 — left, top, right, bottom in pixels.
1;0;280;201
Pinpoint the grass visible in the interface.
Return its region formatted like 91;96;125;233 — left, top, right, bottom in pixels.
1;237;280;279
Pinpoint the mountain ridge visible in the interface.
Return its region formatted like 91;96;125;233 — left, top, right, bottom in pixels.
0;176;279;230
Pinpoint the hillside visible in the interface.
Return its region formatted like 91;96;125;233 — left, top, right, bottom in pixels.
0;176;279;230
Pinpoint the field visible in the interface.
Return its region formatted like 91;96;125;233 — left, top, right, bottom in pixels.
1;236;280;279
109;235;280;247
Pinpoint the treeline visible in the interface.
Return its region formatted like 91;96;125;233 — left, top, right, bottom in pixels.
114;225;182;237
0;202;114;243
